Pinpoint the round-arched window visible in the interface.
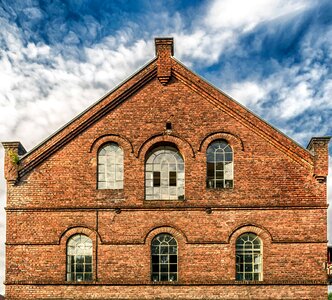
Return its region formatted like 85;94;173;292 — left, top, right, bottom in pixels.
145;146;184;200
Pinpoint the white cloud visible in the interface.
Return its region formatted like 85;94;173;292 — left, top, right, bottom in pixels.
205;0;310;32
228;81;267;107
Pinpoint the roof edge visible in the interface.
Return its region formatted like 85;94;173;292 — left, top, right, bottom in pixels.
171;56;314;165
19;57;157;161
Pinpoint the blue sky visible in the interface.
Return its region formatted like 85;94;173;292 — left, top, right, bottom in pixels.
0;0;332;294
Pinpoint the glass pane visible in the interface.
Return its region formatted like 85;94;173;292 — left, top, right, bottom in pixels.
76;256;84;263
152;274;159;281
160;264;168;272
169;255;177;263
170;264;177;272
76;264;83;272
236;273;243;280
153;172;161;187
152;255;159;263
160;274;168;281
85;264;92;272
169;171;177;186
152;264;159;272
76;273;84;281
245;273;253;280
169;273;177;281
84;273;92;281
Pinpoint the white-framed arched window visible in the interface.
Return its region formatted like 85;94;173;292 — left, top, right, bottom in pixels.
236;233;262;281
145;146;184;200
67;234;93;282
98;143;123;189
151;233;178;282
206;140;233;188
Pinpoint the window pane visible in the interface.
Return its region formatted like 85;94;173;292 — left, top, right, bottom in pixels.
169;171;177;186
153;172;161;187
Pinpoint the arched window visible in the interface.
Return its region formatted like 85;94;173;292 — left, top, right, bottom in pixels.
151;234;178;282
67;234;93;282
98;143;123;189
236;233;262;281
145;146;184;200
206;140;233;188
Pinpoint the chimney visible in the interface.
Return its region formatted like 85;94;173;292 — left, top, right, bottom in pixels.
307;137;331;183
2;141;26;184
155;37;174;85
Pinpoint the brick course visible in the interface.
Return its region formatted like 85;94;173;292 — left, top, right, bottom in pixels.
2;37;330;299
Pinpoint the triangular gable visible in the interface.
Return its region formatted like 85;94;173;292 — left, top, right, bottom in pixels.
17;38;314;178
171;58;313;167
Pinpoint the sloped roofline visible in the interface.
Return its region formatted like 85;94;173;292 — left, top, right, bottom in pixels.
19;57;157;160
172;57;311;154
15;43;315;177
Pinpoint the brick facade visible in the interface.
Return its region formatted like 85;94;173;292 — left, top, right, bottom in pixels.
2;37;330;299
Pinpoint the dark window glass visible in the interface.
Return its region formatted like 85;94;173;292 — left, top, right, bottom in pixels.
153;172;161;187
169;171;177;186
151;234;178;282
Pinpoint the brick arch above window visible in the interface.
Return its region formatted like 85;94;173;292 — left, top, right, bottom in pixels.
199;132;244;153
89;134;134;155
137;133;195;160
59;226;102;245
144;226;188;245
228;224;272;245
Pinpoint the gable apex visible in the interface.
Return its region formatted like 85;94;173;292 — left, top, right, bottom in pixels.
4;36;323;180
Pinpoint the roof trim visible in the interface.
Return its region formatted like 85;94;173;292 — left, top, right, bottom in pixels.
18;59;157;178
20;57;157;161
171;57;313;167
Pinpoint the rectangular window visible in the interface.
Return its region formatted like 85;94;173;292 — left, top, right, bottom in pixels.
169;171;177;186
153;172;161;187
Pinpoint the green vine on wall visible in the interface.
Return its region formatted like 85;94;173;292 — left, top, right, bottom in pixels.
8;150;19;165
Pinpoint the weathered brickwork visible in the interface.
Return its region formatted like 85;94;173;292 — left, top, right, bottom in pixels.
2;38;330;299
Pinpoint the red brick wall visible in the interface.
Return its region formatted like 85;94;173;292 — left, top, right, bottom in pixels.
3;42;329;299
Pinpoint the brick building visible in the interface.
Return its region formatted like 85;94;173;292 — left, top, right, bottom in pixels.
2;37;331;299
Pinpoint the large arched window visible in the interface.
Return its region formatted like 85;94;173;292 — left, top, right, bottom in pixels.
98;143;123;189
236;233;262;281
67;234;93;282
206;140;233;188
145;146;184;200
151;234;178;282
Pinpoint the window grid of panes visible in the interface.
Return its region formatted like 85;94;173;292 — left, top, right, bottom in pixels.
67;234;93;282
98;143;123;189
236;233;262;281
145;146;184;200
151;234;178;282
206;140;233;188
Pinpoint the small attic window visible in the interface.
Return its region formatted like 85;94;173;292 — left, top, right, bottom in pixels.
166;122;172;130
